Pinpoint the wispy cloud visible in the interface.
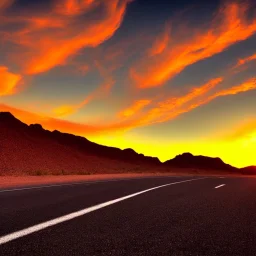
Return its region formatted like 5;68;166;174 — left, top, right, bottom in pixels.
153;78;256;124
122;77;256;128
1;0;132;75
53;60;115;118
148;23;171;57
1;78;256;136
53;79;114;117
236;53;256;67
118;99;152;118
1;0;256;141
137;77;223;125
0;103;139;135
209;78;256;98
0;66;22;96
55;0;96;16
55;77;225;130
131;2;256;88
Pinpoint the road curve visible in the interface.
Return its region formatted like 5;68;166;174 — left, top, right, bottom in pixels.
1;176;256;255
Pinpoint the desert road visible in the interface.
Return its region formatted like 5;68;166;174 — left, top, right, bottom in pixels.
1;176;256;255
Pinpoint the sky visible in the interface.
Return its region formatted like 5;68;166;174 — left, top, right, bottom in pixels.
1;0;256;168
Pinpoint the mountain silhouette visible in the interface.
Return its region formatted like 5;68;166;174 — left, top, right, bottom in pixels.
0;112;242;175
240;166;256;175
0;112;160;175
0;112;26;128
164;153;237;171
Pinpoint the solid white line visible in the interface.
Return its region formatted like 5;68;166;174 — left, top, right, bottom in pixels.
215;184;225;189
0;176;184;193
0;179;131;193
0;177;204;245
0;181;98;193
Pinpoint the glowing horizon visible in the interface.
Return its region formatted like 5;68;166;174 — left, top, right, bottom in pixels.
1;0;256;168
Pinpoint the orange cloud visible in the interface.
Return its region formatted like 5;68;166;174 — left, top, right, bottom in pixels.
138;77;223;125
1;0;132;75
27;3;129;74
53;105;81;117
159;77;223;109
0;103;139;136
118;99;151;118
236;53;256;67
131;2;256;88
0;66;22;96
122;77;255;127
1;78;255;136
210;78;256;97
156;78;256;123
55;0;96;16
54;61;115;117
57;76;225;129
148;23;171;56
53;79;114;117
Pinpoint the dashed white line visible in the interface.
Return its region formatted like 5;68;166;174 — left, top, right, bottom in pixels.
0;177;204;245
215;184;226;189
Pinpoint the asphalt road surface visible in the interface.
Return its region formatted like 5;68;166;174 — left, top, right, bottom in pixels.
1;175;256;256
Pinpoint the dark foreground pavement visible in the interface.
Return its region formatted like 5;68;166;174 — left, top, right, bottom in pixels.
1;175;256;255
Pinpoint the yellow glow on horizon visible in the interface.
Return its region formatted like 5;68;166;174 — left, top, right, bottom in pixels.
87;134;256;168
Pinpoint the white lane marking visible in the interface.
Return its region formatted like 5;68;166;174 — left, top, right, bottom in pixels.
215;184;225;189
0;179;138;193
0;177;204;245
0;181;100;193
0;176;195;193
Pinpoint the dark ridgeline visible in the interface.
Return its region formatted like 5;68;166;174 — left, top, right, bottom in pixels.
240;166;256;175
0;111;27;128
0;112;243;175
164;153;237;171
0;112;160;175
0;112;160;165
48;130;160;165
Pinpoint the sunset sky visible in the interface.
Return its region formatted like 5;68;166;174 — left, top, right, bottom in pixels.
1;0;256;168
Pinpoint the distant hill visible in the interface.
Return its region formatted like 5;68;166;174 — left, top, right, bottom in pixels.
164;153;238;172
0;112;243;175
240;166;256;175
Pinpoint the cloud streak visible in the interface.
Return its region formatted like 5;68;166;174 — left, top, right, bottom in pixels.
0;103;139;135
131;2;256;88
148;23;171;57
55;0;96;16
1;0;256;144
53;60;115;117
53;79;114;117
118;99;152;118
136;77;223;125
236;53;256;67
0;67;22;96
1;78;256;136
1;0;132;75
155;78;256;124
